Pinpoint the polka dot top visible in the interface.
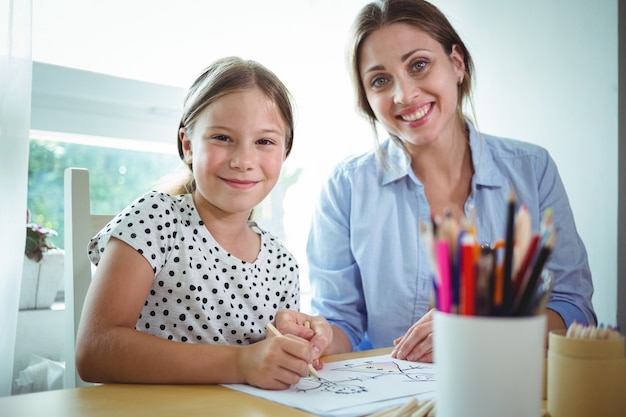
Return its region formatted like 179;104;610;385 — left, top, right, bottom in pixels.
88;191;300;345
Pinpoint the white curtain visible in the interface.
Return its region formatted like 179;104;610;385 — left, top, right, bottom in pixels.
0;0;32;397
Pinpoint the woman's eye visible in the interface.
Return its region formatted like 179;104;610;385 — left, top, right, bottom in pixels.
411;60;428;72
370;76;388;88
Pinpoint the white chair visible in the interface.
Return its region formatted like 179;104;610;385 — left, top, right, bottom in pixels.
63;167;114;388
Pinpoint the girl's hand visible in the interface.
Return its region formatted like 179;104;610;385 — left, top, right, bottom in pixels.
391;308;435;363
274;309;333;367
237;333;313;390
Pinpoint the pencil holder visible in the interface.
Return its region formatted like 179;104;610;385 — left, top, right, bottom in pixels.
547;330;626;417
433;312;546;417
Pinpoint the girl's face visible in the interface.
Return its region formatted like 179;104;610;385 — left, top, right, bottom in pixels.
359;23;465;148
180;87;287;217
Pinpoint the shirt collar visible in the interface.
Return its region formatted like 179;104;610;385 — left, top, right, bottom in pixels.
467;122;507;189
380;138;411;186
379;122;506;188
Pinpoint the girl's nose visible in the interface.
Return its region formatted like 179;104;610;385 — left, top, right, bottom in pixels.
230;143;255;171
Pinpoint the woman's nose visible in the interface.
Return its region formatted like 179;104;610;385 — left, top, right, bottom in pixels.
393;74;419;105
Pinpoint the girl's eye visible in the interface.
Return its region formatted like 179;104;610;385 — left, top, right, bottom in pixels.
213;135;230;142
256;138;274;146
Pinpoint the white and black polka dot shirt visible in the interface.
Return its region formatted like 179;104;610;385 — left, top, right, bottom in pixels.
88;191;300;345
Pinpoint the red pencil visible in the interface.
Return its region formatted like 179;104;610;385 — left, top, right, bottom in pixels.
460;233;476;315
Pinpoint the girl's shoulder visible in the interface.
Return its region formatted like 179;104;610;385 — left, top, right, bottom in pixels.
119;191;192;218
248;221;298;263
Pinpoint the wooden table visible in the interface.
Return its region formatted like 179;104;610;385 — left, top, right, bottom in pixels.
0;348;393;417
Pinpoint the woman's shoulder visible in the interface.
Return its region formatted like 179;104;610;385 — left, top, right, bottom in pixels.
478;130;549;159
479;129;546;153
334;147;379;172
330;139;404;178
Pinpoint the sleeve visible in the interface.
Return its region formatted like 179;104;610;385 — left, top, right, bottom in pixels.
535;150;597;326
87;191;173;275
306;165;367;350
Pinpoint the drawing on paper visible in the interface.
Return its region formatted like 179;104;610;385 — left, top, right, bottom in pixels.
290;360;434;395
222;354;437;416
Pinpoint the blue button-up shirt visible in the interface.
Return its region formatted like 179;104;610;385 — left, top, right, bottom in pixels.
307;123;596;350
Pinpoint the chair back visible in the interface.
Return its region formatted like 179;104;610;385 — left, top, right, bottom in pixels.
63;167;114;388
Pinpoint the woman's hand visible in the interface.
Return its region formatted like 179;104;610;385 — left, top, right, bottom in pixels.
391;308;435;363
237;333;313;390
274;309;333;368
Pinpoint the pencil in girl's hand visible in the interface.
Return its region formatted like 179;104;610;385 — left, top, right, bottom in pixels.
265;322;321;379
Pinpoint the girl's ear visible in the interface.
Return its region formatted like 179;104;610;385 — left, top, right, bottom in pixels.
180;127;193;164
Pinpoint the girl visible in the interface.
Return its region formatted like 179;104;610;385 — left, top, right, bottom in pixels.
75;56;323;390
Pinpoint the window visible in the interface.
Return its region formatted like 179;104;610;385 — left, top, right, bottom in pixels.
27;130;313;309
27;132;182;250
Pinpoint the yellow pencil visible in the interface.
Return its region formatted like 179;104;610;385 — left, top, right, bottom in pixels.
265;322;321;379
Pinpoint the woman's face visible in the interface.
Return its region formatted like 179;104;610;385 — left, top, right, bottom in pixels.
180;87;287;218
359;23;465;148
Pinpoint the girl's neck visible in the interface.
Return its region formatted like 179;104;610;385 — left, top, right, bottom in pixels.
191;192;260;263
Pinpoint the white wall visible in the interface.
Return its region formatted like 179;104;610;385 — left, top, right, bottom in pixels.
31;0;618;324
433;0;618;324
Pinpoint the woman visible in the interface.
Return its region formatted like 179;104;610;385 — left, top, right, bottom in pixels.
303;0;596;362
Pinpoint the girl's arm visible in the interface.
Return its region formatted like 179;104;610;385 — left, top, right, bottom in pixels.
75;237;313;389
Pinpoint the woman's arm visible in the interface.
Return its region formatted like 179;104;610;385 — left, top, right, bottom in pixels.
75;237;313;389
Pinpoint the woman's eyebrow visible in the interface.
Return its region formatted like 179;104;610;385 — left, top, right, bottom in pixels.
401;47;431;62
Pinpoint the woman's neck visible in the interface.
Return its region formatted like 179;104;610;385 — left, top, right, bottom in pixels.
409;122;470;181
408;122;473;221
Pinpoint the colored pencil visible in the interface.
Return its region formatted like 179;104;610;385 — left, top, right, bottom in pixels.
435;238;452;314
502;188;517;315
514;230;555;316
460;232;476;316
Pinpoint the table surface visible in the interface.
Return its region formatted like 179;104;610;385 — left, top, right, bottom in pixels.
0;348;394;417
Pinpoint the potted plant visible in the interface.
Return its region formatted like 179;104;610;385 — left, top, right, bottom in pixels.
25;223;58;262
20;211;65;310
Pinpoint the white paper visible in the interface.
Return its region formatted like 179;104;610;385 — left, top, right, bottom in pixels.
223;354;436;417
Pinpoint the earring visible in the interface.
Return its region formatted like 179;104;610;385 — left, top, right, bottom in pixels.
458;76;464;85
